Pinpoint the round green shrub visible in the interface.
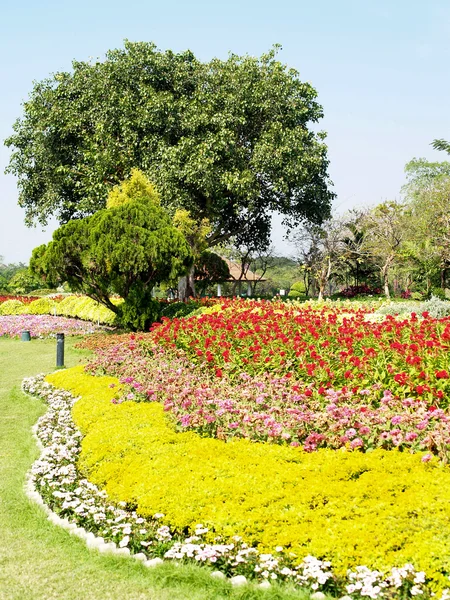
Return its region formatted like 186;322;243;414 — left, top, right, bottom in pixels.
0;299;25;315
288;281;306;299
26;298;57;315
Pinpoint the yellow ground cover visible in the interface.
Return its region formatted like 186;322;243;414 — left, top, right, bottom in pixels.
46;366;450;588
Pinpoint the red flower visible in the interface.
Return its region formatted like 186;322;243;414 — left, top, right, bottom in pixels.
436;370;449;379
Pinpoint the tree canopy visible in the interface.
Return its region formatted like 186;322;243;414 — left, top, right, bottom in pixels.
5;41;334;249
30;170;192;329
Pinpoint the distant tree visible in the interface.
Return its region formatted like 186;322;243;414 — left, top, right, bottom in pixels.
0;261;28;291
403;158;450;289
5;41;334;251
339;209;379;288
292;217;347;301
30;170;192;330
7;268;44;294
362;201;406;299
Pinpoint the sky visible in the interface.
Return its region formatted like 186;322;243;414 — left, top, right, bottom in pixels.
1;0;449;263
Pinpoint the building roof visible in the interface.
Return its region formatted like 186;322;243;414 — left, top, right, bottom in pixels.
222;258;266;282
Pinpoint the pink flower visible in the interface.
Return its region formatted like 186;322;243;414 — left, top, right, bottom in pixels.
350;438;364;449
422;454;432;463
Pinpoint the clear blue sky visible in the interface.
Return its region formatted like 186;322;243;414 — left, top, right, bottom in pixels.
1;0;449;263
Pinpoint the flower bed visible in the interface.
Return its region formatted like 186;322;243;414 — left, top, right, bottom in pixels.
0;295;119;325
150;300;450;403
0;295;39;304
24;368;450;598
0;314;104;338
83;300;450;459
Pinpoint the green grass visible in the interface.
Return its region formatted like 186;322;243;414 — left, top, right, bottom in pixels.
0;336;312;600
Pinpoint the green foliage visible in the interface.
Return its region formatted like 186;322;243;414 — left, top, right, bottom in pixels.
7;268;44;294
6;41;333;250
31;171;193;330
411;291;424;301
115;286;161;331
288;281;306;298
107;168;160;209
432;139;450;154
30;288;59;296
56;296;119;325
0;299;25;315
26;297;57;315
160;301;201;320
0;261;28;291
194;251;230;295
430;287;446;300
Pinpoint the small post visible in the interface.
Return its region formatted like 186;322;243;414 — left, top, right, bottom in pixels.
56;333;65;367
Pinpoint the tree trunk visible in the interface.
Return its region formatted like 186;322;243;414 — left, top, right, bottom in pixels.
317;285;324;302
317;257;332;302
178;265;196;301
381;263;390;299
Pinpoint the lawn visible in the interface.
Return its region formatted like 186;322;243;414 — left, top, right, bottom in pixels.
0;336;308;600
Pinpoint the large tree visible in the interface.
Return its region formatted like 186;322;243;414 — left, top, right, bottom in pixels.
30;170;192;329
5;41;334;249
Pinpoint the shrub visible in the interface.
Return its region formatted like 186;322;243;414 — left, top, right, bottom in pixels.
422;295;450;319
115;286;161;331
56;295;118;325
375;297;450;320
0;299;25;315
30;288;59;296
25;297;57;315
288;281;306;299
375;301;423;317
431;287;446;300
160;301;201;320
411;291;424;301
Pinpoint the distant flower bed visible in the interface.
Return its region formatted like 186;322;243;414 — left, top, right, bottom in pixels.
0;295;118;325
0;295;39;304
0;314;104;338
